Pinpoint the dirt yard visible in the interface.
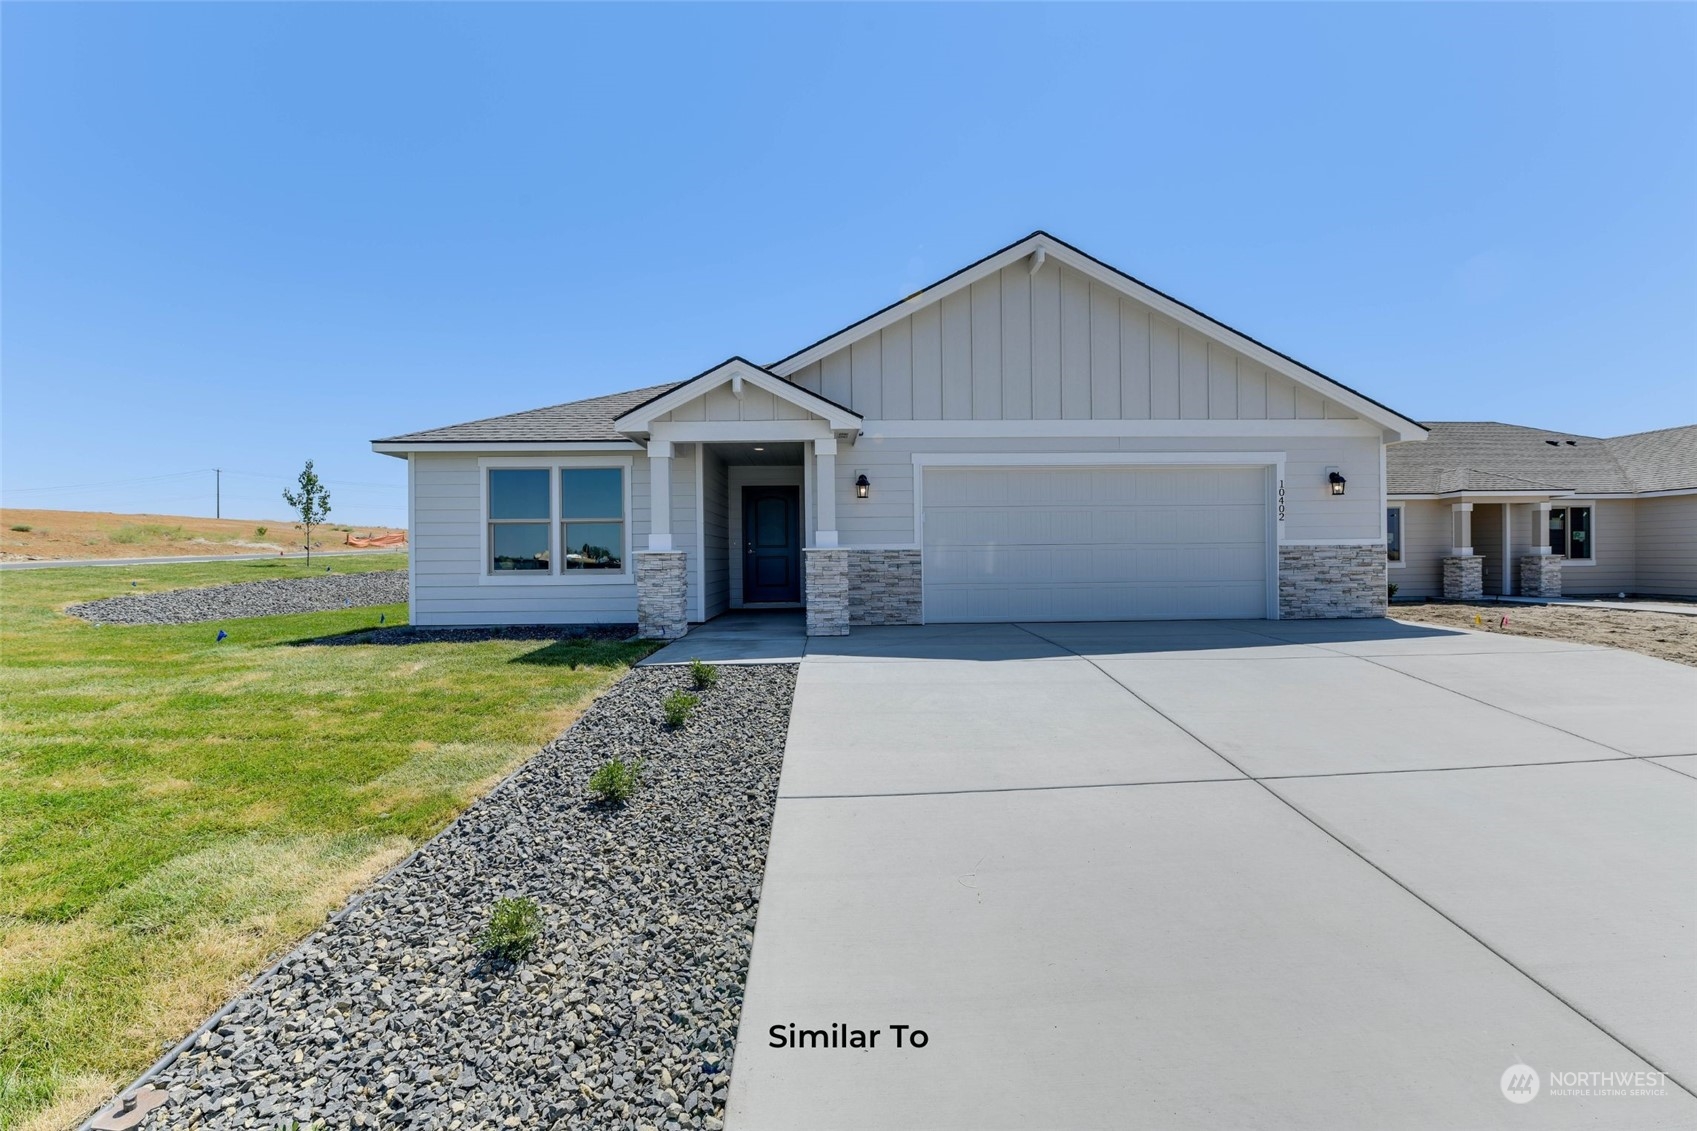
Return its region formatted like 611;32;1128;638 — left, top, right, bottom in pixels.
1392;601;1697;668
0;509;404;562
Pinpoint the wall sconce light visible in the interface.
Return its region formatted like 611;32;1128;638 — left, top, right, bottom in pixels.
854;473;871;499
1327;469;1347;496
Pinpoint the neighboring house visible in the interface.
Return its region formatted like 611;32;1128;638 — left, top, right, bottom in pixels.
373;232;1428;638
1386;422;1697;601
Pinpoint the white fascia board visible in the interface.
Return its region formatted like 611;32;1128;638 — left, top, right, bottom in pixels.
613;359;861;433
1432;489;1576;501
866;418;1382;439
649;419;843;444
371;441;641;455
769;234;1427;442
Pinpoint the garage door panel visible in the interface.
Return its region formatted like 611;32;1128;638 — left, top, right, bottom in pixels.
923;467;1269;622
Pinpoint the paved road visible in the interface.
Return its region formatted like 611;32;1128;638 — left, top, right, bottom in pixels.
0;549;403;570
722;618;1697;1129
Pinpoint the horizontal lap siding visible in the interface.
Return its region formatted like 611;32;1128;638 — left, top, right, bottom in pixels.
1561;499;1635;595
805;261;1361;427
1392;500;1450;598
1633;495;1697;596
410;451;655;626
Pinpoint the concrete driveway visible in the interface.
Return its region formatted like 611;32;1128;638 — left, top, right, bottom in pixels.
725;619;1697;1130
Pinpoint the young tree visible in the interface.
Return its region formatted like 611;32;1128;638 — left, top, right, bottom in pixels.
282;459;333;564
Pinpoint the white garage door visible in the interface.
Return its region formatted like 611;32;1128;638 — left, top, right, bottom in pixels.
922;466;1270;622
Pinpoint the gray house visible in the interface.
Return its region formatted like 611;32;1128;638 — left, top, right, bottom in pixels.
373;232;1429;638
1386;422;1697;600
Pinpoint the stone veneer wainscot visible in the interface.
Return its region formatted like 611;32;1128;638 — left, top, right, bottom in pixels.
847;549;923;627
1279;544;1388;619
1442;556;1484;601
636;551;688;640
804;548;849;636
1518;554;1563;598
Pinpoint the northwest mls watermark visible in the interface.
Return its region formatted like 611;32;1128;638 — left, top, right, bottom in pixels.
1500;1063;1670;1103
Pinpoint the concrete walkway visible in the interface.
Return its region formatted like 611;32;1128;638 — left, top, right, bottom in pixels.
726;619;1697;1129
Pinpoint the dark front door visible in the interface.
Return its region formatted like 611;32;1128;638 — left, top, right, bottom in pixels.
742;485;802;603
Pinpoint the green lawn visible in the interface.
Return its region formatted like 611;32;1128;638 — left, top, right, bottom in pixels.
0;555;656;1130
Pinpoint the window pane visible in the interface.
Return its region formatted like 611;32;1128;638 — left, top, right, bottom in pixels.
1386;508;1402;562
490;469;550;520
1568;507;1592;559
1549;508;1567;556
563;522;623;570
491;523;551;570
561;468;623;519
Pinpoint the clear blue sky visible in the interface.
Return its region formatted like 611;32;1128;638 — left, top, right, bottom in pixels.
4;3;1693;527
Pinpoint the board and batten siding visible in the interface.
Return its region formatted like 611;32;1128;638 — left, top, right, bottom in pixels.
1633;495;1697;596
786;261;1357;425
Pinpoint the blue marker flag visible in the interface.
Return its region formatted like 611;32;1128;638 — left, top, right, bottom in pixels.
216;630;228;642
379;613;386;624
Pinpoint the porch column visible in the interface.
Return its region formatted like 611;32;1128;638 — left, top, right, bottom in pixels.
648;439;673;551
813;436;839;548
1450;502;1473;557
1530;501;1554;554
1442;502;1481;600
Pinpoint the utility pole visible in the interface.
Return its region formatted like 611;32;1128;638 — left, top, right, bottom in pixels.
215;468;221;519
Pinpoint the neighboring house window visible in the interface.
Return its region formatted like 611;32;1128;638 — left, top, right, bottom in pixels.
489;469;552;572
1549;506;1593;560
1386;506;1403;563
561;467;625;571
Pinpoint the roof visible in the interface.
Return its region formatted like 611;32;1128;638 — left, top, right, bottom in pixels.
611;356;862;434
1388;422;1697;495
1603;426;1697;492
375;382;679;444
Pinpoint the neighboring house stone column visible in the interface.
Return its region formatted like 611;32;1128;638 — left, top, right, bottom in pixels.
804;548;849;636
1518;554;1563;598
636;551;688;639
1442;556;1483;601
1278;544;1387;619
848;549;922;626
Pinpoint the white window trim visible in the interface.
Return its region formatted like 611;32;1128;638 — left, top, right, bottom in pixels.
1551;501;1597;567
477;455;635;585
1386;502;1406;569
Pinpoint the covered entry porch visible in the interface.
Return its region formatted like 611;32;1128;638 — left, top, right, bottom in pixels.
1436;495;1573;599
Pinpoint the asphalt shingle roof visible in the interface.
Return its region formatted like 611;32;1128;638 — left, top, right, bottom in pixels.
1603;426;1697;492
1388;421;1697;495
375;383;681;444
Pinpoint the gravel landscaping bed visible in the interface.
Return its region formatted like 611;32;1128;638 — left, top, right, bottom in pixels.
66;570;407;625
121;662;795;1131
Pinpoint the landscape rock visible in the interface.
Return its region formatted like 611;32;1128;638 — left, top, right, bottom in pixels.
124;662;795;1130
67;570;408;625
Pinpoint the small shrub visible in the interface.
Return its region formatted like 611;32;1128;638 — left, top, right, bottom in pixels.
108;525;144;545
9;524;30;532
476;896;542;961
588;757;642;804
255;525;268;537
689;658;720;690
662;690;699;727
1387;582;1400;601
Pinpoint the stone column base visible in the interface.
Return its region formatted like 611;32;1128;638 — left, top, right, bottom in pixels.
1519;554;1563;598
636;551;688;639
1442;556;1483;601
848;549;922;626
804;548;849;636
1278;544;1388;619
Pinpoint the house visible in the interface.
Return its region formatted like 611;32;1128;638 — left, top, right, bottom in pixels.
372;232;1428;638
1386;421;1697;601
